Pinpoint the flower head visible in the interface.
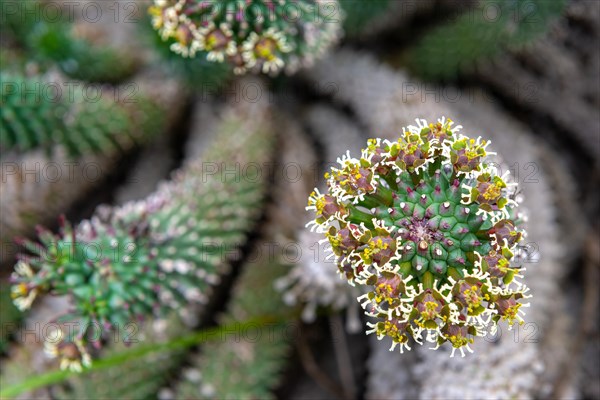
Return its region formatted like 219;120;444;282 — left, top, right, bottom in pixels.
44;327;92;372
242;28;292;74
149;0;341;75
10;261;40;311
195;23;236;62
307;117;530;356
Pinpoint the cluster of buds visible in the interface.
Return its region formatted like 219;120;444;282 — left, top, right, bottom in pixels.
307;118;530;356
149;0;341;75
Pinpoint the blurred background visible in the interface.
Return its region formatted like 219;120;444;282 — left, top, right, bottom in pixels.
1;1;598;399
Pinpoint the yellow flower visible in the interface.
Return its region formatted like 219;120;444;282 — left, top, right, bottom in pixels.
242;28;292;74
10;261;39;311
501;302;524;325
196;23;237;62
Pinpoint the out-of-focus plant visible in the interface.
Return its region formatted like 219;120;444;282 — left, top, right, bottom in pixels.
9;99;274;371
307;118;530;356
176;257;294;399
340;0;391;37
0;0;137;83
56;254;291;398
149;0;341;75
0;73;164;157
409;0;567;80
53;314;188;400
0;282;23;354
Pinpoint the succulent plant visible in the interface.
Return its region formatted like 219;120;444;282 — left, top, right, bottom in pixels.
409;0;567;81
176;258;293;400
54;314;188;400
149;0;341;75
1;0;137;84
0;73;164;157
307;117;530;356
9;99;274;370
340;0;391;37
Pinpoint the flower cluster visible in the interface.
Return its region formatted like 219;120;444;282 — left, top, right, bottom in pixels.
307;118;530;356
44;326;92;373
149;0;341;75
10;261;43;311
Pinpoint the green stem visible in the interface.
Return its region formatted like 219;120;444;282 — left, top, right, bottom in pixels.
409;171;421;187
382;174;398;192
348;207;374;227
447;267;463;281
428;156;442;176
399;262;412;278
360;185;395;208
422;271;434;289
372;185;394;206
356;196;380;209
